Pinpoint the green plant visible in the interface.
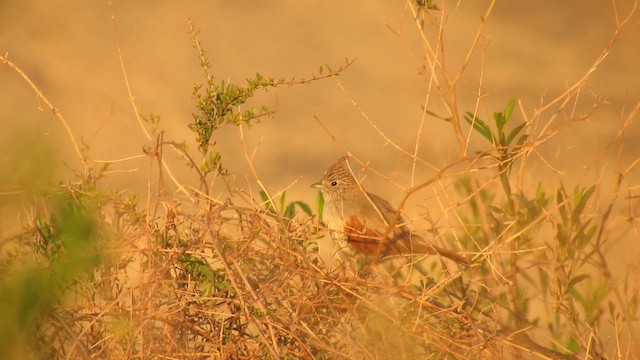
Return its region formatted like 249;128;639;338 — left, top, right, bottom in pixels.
1;2;638;359
260;190;313;222
0;192;104;359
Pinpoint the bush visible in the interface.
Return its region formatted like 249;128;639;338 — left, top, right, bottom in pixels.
1;2;638;359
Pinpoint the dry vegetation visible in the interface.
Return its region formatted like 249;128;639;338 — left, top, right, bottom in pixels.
1;1;639;359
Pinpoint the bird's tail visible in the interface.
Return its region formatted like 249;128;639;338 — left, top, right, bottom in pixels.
386;233;471;266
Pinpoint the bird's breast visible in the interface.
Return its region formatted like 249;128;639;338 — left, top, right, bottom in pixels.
323;198;388;255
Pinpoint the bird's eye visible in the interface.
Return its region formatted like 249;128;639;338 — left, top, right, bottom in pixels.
330;180;338;187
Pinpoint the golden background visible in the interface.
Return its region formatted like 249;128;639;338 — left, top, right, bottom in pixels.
1;1;639;264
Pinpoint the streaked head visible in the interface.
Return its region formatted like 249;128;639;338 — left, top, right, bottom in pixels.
311;156;360;198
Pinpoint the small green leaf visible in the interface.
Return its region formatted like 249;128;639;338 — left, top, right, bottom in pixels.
464;112;494;143
425;109;448;121
283;203;296;220
577;223;597;250
279;192;286;213
494;112;506;136
494;99;517;138
504;99;516;122
506;122;527;146
293;201;313;216
556;224;568;247
557;185;570;223
535;182;549;208
514;193;535;212
565;337;580;353
260;191;276;214
499;133;507;148
316;191;325;222
568;274;590;289
571;186;595;224
517;134;529;146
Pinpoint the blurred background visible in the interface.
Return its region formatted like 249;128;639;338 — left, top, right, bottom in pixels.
1;1;639;230
2;3;640;356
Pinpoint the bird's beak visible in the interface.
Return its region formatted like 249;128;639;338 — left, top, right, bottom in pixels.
311;181;323;189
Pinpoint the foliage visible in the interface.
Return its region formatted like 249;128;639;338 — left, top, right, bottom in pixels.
260;190;313;221
1;3;638;360
190;73;276;154
0;192;105;359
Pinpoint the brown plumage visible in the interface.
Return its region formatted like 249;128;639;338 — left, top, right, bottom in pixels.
311;156;469;265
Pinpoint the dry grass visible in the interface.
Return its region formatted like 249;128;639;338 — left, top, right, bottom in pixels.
1;1;640;359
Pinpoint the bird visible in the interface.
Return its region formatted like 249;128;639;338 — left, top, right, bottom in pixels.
311;156;469;265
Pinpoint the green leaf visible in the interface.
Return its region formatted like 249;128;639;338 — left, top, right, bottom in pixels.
513;193;535;213
568;274;590;289
494;112;506;136
556;186;569;224
494;99;517;138
316;191;325;222
565;337;580;353
279;192;286;213
426;109;450;121
464;112;494;143
579;247;598;267
535;183;549;208
506;122;527;146
260;191;276;214
569;285;586;306
283;203;296;220
517;134;529;147
504;99;516;123
571;185;595;224
556;224;568;247
577;223;597;250
293;201;313;216
259;190;269;203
